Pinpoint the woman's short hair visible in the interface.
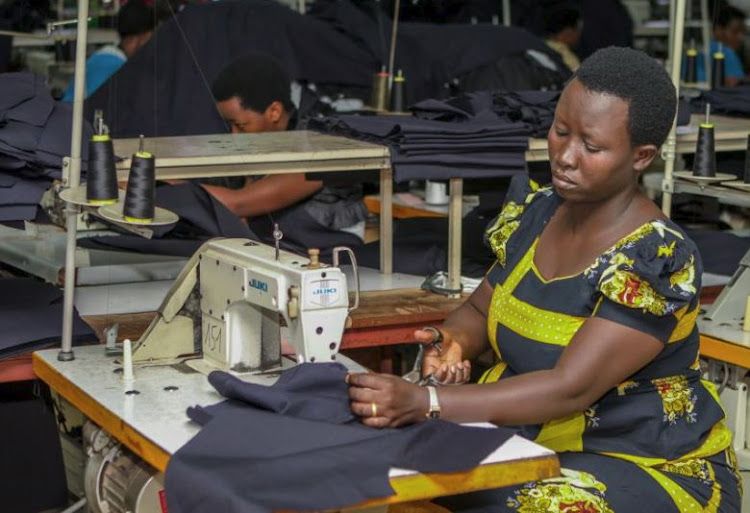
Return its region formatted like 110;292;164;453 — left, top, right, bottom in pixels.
573;47;676;147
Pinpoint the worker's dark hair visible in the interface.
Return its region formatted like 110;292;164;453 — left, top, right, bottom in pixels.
543;7;581;36
117;0;157;38
715;5;747;28
211;53;294;113
573;47;676;147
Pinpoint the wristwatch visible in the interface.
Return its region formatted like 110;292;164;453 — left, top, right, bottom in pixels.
425;386;442;419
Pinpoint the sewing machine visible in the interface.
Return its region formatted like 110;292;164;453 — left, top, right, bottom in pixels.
698;248;750;505
131;237;360;374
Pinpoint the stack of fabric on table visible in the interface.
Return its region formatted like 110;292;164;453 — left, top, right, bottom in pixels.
688;85;750;117
308;90;560;181
0;72;92;223
0;277;94;358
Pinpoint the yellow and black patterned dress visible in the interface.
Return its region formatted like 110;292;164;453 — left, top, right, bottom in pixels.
440;176;741;513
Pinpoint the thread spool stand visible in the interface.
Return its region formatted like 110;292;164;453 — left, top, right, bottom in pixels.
60;134;178;228
98;136;178;226
59;111;124;207
675;104;734;186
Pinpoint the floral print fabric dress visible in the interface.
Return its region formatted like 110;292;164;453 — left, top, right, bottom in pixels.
439;176;741;513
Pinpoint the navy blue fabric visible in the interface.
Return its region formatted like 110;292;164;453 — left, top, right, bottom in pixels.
0;73;93;222
197;363;355;424
0;278;95;358
79;182;259;256
309;90;557;181
86;0;567;139
689;86;750;117
167;362;515;513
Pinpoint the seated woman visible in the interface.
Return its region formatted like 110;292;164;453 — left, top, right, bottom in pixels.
347;47;741;512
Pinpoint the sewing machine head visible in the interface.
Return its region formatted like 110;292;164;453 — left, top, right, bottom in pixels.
132;238;359;374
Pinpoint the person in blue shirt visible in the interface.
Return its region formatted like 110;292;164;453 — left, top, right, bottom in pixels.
62;0;157;101
694;5;747;86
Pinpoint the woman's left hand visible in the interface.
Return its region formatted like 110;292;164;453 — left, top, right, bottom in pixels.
348;372;430;428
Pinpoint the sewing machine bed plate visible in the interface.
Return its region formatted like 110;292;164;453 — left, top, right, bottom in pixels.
33;346;557;495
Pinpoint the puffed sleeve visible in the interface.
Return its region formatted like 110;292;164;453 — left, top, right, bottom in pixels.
484;174;543;268
591;221;703;343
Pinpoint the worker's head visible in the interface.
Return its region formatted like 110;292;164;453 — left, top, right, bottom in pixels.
117;0;157;59
211;53;294;134
548;47;676;202
543;7;582;48
714;6;747;51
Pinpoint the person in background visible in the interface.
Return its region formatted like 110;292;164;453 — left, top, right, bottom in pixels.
200;53;368;256
62;0;157;101
577;0;633;59
695;5;747;86
543;7;582;72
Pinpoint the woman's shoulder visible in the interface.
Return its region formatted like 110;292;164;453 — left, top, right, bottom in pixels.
590;218;702;316
484;174;556;266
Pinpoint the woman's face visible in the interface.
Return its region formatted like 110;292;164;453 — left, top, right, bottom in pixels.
547;79;651;203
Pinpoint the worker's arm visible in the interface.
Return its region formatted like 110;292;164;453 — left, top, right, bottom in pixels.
201;173;323;218
348;316;663;427
414;278;494;384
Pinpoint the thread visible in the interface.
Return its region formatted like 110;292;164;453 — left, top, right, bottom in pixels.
693;123;717;177
390;70;406;112
744;133;750;183
123;137;156;223
370;66;389;111
711;51;725;89
86;133;119;204
685;47;698;84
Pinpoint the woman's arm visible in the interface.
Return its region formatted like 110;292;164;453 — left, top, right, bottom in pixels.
201;174;323;218
348;316;663;427
416;278;494;383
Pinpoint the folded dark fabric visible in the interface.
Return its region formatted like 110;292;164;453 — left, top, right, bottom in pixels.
309;90;558;181
688;86;750;117
685;229;750;277
167;362;514;513
79;182;258;256
0;73;92;222
3;73;54;126
0;277;95;358
197;363;355;424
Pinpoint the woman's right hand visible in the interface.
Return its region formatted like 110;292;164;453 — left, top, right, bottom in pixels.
415;328;471;384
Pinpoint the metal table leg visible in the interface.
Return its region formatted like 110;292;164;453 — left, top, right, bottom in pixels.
379;167;393;274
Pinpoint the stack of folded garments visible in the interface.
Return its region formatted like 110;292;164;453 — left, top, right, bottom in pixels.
0;277;95;358
689;85;750;117
0;72;93;222
308;90;560;181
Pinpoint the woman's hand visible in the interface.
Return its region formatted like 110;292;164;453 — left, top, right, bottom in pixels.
414;328;471;384
348;372;430;428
